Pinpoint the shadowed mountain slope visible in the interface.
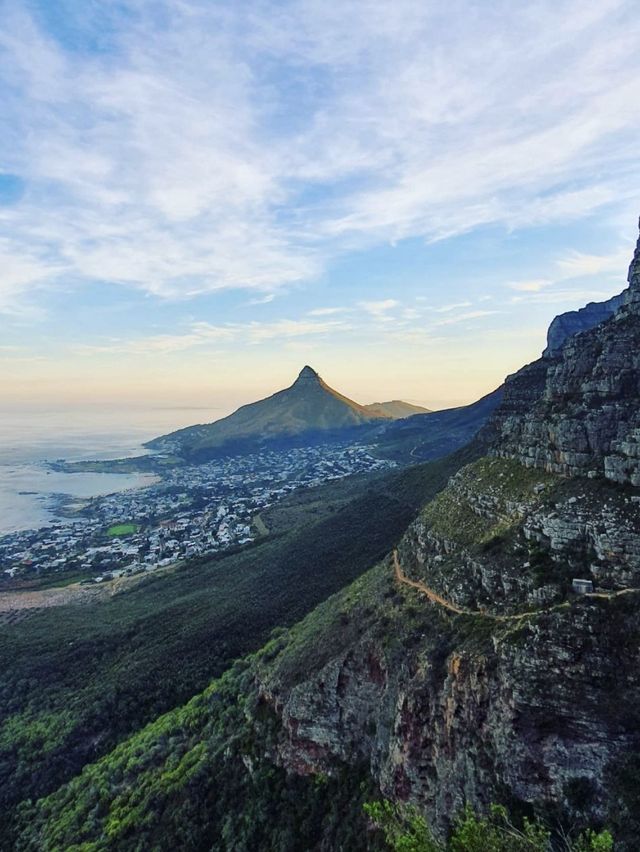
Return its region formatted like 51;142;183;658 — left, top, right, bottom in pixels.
372;385;504;462
0;445;481;850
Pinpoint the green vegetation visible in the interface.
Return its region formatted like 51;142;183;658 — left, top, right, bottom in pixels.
6;551;623;852
364;799;613;852
422;457;557;550
13;666;383;851
0;447;475;847
258;466;397;534
4;537;538;852
3;443;632;850
106;523;139;537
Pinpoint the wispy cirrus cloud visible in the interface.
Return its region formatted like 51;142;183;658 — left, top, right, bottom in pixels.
435;301;473;313
509;288;617;306
0;0;639;315
555;247;633;279
507;279;553;293
506;244;633;299
307;307;349;316
359;299;399;318
247;294;276;305
433;309;501;327
0;238;59;311
74;316;351;356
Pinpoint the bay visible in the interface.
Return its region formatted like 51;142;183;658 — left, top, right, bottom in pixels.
0;406;226;534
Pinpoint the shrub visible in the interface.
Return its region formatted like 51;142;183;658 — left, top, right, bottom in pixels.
364;800;614;852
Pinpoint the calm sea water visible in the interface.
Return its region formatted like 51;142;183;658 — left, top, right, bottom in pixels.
0;406;226;534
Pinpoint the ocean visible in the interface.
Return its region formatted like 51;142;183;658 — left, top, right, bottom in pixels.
0;406;226;535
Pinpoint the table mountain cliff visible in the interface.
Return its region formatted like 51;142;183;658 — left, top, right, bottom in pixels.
236;220;640;847
542;292;626;357
489;219;640;485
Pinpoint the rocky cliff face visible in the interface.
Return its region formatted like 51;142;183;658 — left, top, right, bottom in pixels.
252;554;640;844
487;221;640;486
543;292;626;357
245;219;640;847
397;457;640;611
626;218;640;296
543;218;640;358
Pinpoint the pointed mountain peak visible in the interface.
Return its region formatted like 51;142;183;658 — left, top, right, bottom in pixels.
149;363;392;455
296;365;320;382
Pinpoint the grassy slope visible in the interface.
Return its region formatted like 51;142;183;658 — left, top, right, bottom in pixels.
18;482;585;852
0;444;479;847
13;661;383;852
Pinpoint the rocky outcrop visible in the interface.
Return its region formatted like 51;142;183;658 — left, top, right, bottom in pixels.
492;305;640;484
397;456;640;610
543;292;626;357
396;458;560;612
254;558;640;841
543;217;640;357
486;220;640;485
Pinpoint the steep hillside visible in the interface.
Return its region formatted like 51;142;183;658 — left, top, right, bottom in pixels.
0;447;477;849
147;366;391;458
15;498;637;849
373;386;504;463
489;221;640;484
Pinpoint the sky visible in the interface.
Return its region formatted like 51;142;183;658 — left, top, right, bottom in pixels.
1;0;639;414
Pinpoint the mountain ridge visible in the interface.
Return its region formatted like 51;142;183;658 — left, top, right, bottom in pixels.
543;292;626;357
147;366;418;457
363;399;431;418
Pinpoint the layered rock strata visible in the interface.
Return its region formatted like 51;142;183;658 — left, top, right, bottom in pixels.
488;221;640;485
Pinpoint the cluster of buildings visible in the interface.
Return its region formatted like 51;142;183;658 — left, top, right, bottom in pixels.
1;444;393;584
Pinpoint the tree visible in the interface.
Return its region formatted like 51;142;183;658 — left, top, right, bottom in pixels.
363;800;443;852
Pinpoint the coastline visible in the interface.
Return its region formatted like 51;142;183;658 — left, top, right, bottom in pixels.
0;406;223;536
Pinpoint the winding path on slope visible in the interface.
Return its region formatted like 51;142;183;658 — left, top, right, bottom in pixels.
392;550;469;615
392;549;639;622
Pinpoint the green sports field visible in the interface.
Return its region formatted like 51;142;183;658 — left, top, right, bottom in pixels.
106;523;139;537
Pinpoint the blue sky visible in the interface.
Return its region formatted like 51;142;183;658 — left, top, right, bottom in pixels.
1;0;639;411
